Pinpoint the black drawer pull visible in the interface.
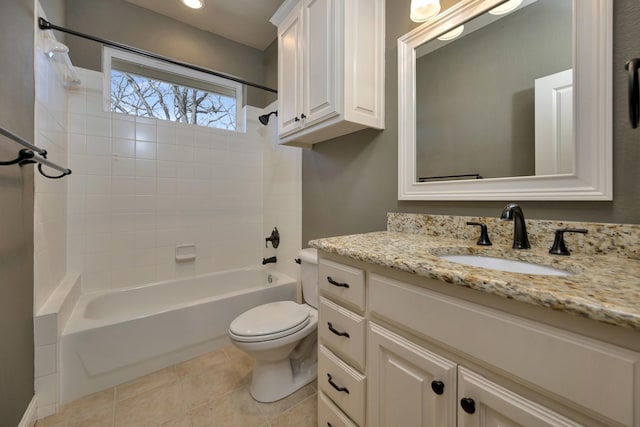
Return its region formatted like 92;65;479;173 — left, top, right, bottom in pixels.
327;276;349;288
327;322;350;338
327;423;332;427
327;373;350;394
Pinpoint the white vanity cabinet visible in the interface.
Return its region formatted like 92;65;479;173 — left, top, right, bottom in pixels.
270;0;385;147
315;252;640;427
368;323;582;427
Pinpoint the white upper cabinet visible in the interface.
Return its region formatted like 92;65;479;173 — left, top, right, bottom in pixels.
271;0;385;147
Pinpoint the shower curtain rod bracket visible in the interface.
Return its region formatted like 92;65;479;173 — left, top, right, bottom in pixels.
0;149;35;167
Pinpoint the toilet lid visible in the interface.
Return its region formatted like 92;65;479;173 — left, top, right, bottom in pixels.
229;301;310;341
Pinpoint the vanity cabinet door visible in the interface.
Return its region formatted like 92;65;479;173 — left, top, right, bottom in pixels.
368;322;457;427
457;367;582;427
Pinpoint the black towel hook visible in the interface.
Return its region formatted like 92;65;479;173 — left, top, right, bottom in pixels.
625;58;640;129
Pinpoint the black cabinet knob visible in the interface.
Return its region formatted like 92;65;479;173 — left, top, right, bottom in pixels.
431;380;445;395
460;397;476;414
301;113;307;119
294;116;300;122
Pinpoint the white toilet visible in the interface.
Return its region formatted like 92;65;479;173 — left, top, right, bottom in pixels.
228;248;319;402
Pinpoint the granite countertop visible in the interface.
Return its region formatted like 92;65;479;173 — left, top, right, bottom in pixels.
309;230;640;331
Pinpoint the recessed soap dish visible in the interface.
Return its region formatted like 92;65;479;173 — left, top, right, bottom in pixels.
175;244;196;262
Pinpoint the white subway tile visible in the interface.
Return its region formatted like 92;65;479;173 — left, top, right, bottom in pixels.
136;123;157;142
35;373;58;405
112;157;135;176
111;176;135;195
86;115;111;137
112;119;135;140
86;135;111;156
135;177;157;195
135;141;157;160
157;143;176;161
112;138;136;158
135;159;157;177
111;213;137;232
157;126;176;144
34;314;57;346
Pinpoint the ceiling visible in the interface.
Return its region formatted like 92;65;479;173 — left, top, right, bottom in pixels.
123;0;285;51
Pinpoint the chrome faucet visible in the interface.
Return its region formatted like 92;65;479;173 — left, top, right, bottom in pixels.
500;203;531;249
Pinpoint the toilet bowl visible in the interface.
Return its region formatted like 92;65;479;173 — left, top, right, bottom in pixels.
228;248;319;403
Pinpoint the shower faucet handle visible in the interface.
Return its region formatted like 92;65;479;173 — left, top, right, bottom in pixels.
265;227;280;249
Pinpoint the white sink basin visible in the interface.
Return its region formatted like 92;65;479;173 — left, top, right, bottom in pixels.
439;255;572;276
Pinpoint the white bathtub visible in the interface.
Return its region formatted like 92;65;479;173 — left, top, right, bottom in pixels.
60;267;297;403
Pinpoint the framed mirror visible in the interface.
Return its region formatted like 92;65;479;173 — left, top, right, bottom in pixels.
398;0;612;200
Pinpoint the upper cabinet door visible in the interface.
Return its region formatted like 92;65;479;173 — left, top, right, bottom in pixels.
457;367;582;427
277;6;303;136
302;0;339;127
272;0;385;146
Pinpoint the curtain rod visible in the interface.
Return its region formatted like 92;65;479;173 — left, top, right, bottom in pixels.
38;18;278;94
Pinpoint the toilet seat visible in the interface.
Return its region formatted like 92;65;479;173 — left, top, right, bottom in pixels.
229;301;311;343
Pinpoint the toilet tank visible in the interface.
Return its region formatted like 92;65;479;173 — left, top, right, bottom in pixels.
299;248;318;309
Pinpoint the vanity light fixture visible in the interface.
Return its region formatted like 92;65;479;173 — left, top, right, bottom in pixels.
180;0;205;9
437;25;464;41
488;0;523;15
410;0;441;23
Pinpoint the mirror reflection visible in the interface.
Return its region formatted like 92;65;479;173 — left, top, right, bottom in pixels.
415;0;572;182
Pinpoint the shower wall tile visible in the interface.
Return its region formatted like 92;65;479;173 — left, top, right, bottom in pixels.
34;25;69;313
67;68;277;293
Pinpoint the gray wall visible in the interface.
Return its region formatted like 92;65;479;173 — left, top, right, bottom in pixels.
416;0;572;179
64;0;273;107
302;0;640;245
0;0;35;424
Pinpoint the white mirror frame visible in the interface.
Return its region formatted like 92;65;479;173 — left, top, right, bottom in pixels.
398;0;612;201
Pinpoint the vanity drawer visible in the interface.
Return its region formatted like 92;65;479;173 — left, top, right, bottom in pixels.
318;345;366;427
319;296;366;370
319;391;359;427
319;259;365;311
369;273;640;427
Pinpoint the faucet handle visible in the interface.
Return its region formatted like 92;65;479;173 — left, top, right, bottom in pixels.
549;228;588;256
265;227;280;248
466;222;492;246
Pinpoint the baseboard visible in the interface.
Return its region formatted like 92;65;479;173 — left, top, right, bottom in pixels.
17;396;37;427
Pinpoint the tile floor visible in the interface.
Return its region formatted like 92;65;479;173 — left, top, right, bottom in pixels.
36;345;317;427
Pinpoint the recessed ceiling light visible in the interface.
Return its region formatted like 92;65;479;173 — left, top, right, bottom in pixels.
489;0;523;15
180;0;205;9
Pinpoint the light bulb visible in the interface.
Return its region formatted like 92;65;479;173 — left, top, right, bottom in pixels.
489;0;523;15
180;0;205;9
410;0;441;23
437;25;464;41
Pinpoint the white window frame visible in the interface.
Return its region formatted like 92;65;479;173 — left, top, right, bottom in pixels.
102;46;245;132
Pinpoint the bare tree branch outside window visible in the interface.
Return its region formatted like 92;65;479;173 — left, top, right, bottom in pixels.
110;70;236;130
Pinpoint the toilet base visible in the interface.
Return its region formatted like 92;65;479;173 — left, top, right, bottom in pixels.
249;358;317;403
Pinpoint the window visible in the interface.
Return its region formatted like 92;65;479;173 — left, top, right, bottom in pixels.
103;47;244;131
